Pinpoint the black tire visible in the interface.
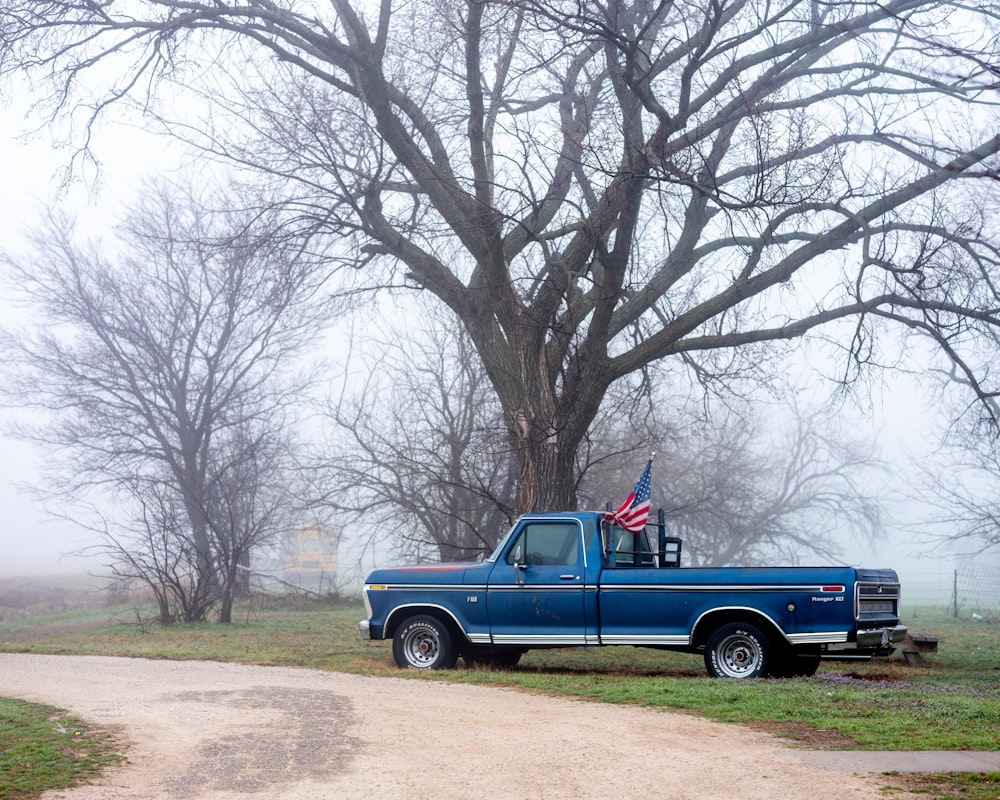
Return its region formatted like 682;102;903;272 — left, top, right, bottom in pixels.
770;649;822;678
392;615;458;670
704;622;772;679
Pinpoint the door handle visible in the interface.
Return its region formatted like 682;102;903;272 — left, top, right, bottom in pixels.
560;574;578;581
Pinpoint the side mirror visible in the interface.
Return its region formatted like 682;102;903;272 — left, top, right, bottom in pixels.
513;545;525;584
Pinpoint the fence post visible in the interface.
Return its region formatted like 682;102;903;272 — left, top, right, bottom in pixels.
952;569;958;619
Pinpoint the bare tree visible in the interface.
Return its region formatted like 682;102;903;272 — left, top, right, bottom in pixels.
912;458;1000;556
202;421;302;621
318;312;516;562
908;403;1000;556
322;302;881;565
103;471;217;626
885;339;1000;555
0;180;331;622
667;408;882;566
5;0;1000;516
578;397;884;565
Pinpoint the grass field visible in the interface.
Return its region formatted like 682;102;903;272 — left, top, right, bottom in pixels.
1;580;999;799
0;697;121;800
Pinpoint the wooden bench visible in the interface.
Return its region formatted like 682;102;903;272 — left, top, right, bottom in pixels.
900;632;939;666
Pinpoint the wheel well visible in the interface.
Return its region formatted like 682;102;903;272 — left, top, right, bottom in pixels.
691;609;785;649
384;605;466;643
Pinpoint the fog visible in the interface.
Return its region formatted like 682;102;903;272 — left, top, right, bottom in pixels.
0;454;99;577
0;78;994;604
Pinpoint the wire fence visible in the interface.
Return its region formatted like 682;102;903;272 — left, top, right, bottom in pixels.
953;561;1000;622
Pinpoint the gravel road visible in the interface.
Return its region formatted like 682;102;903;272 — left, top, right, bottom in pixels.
0;653;890;800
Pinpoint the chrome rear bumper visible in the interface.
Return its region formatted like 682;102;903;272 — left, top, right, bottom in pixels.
856;624;907;649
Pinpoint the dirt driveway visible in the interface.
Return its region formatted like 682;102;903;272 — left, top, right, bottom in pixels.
1;653;889;800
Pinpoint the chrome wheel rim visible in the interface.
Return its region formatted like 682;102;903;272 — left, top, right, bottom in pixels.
403;626;439;668
716;633;761;677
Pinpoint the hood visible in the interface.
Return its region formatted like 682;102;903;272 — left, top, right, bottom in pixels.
365;560;490;586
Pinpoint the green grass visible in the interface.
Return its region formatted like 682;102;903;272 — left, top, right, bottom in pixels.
1;596;997;752
0;698;122;800
1;587;999;799
885;772;1000;800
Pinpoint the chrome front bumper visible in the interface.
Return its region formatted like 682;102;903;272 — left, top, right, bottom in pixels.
358;620;371;640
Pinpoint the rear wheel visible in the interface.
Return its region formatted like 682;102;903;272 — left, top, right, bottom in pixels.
392;615;458;670
704;622;772;678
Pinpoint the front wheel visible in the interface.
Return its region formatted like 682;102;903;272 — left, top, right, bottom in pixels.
392;615;458;670
704;622;772;678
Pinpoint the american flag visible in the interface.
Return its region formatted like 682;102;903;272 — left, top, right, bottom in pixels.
606;459;652;532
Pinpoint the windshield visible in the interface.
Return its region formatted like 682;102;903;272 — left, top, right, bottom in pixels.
486;520;519;562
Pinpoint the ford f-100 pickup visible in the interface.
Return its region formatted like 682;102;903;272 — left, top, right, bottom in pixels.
359;511;906;678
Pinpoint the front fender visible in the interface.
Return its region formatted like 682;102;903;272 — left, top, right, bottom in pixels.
375;600;492;647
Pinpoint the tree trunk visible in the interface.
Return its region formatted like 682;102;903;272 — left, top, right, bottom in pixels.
507;387;602;514
496;313;612;515
218;589;233;624
485;322;609;516
153;585;173;626
235;549;251;598
511;431;571;514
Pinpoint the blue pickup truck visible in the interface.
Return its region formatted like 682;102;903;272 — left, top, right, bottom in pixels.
359;511;906;678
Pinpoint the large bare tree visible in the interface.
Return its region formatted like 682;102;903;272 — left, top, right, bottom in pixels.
323;304;883;565
0;180;332;621
4;0;1000;515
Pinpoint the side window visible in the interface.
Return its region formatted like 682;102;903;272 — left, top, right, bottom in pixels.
506;523;580;567
611;526;656;567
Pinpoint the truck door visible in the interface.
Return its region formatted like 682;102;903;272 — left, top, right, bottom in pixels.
486;520;588;646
